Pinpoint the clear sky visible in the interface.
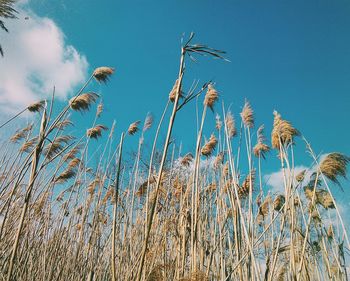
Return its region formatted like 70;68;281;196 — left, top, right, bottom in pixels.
1;1;349;178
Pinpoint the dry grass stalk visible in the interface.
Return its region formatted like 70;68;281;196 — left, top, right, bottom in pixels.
1;36;349;281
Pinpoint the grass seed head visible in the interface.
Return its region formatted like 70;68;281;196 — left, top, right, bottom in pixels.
253;127;270;159
10;124;33;142
27;100;45;112
128;120;140;135
93;66;115;83
169;79;183;102
203;83;218;110
143;113;153;132
87;124;108;139
181;152;193;166
20;137;37;153
296;170;306;182
271;110;300;149
215;114;222;131
97;102;103;117
55;168;77;184
69;92;99;112
201;134;217;157
239;170;255;198
273;194;285;211
320;153;349;185
241;100;254;128
225;111;236;138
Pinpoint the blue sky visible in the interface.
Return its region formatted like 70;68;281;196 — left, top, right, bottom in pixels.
1;1;349;178
17;0;349;156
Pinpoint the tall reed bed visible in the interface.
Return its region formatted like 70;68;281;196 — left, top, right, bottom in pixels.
0;35;349;280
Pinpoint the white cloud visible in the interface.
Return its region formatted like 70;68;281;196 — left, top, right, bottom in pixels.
0;6;88;113
264;165;310;194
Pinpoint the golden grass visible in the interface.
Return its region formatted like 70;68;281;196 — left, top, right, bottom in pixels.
0;44;349;281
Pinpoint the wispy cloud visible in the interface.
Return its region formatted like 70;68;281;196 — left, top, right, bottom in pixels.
264;165;310;194
0;5;88;113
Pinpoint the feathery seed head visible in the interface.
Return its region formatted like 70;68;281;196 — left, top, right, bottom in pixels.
225;111;236;138
69;92;99;112
201;134;217;157
128;120;140;135
253;125;270;158
181;152;194;166
203;83;219;110
271;110;299;149
296;170;306;182
93;66;115;83
97;103;103;117
320;153;349;185
27;100;45;112
143;113;153;132
169;79;183;102
241;100;254;128
215;114;222;131
20;137;38;153
87;124;108;139
273;194;285;211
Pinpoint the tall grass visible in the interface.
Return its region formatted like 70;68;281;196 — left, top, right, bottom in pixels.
0;35;349;281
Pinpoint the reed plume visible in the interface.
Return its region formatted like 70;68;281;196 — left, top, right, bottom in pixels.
241;100;254;128
128;120;140;135
253;125;270;158
319;153;349;185
181;153;194;166
27;100;45;113
225;111;236;138
69;92;99;112
201;134;217;157
271;110;299;149
215;114;222;131
87;125;108;139
93;66;115;83
203;83;218;110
